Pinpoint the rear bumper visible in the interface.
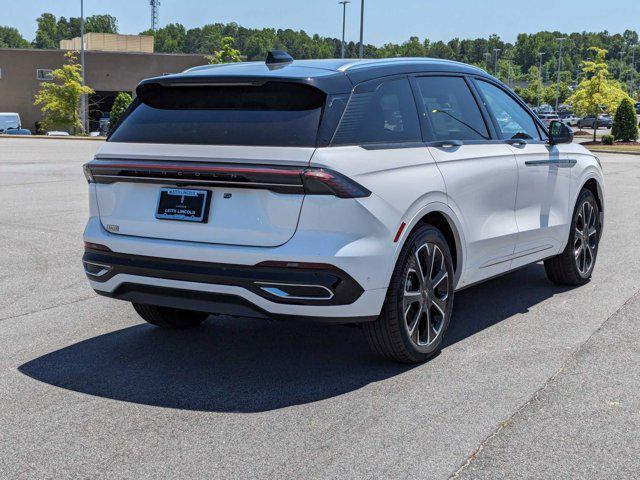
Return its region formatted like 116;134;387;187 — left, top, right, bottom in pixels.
83;216;389;321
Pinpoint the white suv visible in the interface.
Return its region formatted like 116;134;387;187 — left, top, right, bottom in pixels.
83;55;604;363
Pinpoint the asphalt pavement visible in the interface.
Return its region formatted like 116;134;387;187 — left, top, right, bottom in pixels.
1;137;639;479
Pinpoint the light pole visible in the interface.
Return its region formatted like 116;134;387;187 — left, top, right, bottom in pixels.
538;51;545;107
483;52;491;72
80;0;87;133
339;1;350;58
555;37;565;111
631;45;637;95
358;0;364;59
493;48;500;76
619;51;625;81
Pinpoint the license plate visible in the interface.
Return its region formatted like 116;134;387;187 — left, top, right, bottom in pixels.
155;188;210;223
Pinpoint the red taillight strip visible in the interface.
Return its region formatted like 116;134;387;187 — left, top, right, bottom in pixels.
85;160;371;198
89;161;303;176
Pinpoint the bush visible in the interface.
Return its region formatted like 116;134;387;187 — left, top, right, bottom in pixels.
109;92;133;134
601;134;614;145
612;98;639;142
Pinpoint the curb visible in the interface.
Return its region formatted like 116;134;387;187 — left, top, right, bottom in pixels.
585;148;640;156
0;134;105;141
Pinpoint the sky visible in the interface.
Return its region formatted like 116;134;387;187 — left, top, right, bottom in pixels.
3;0;640;46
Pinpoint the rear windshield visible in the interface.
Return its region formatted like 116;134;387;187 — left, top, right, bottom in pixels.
109;81;326;147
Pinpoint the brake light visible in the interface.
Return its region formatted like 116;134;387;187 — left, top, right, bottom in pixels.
302;168;370;198
83;160;370;198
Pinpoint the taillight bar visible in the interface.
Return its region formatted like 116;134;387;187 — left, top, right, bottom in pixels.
83;160;370;198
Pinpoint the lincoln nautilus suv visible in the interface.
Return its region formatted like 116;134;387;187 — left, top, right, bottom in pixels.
82;52;604;363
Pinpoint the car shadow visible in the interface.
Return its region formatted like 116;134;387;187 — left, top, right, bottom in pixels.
19;263;572;413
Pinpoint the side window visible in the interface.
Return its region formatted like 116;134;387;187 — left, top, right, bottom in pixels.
416;76;489;142
475;80;541;141
331;77;421;145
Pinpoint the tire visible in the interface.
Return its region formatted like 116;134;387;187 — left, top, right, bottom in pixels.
132;303;209;329
544;189;601;286
363;224;455;363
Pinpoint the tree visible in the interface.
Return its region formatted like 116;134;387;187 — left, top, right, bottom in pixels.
84;15;118;34
109;92;132;134
207;37;242;64
33;13;59;49
611;97;639;142
0;26;29;48
34;51;94;133
567;47;631;141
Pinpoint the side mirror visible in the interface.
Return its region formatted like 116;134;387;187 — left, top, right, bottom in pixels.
549;120;573;145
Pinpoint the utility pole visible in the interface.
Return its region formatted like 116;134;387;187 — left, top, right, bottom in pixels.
493;48;500;76
483;52;491;72
339;1;350;58
538;51;545;107
358;0;364;59
80;0;86;134
555;37;565;111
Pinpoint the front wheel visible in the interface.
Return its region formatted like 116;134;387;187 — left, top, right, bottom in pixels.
132;303;209;329
544;189;601;285
363;224;455;363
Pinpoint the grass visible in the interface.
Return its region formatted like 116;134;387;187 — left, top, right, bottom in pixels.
585;144;640;154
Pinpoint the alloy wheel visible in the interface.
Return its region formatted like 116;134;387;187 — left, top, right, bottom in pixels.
402;243;450;347
574;200;598;276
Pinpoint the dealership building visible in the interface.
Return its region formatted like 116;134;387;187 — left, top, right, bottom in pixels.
0;33;208;132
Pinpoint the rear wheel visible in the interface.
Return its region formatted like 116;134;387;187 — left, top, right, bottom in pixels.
364;225;455;363
132;303;209;329
544;189;601;285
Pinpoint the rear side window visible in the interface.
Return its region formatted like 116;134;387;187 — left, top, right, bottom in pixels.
416;76;489;142
475;80;541;141
109;81;326;147
331;78;421;145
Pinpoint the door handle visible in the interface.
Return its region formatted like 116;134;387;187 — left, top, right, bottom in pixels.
431;140;463;148
524;159;577;167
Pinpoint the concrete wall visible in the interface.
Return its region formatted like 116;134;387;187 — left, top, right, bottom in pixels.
0;48;208;131
60;33;155;53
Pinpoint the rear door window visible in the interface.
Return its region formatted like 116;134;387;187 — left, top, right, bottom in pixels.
109;81;326;147
475;80;542;141
331;77;421;145
415;76;489;142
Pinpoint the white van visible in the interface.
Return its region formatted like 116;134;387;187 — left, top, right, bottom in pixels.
0;113;21;132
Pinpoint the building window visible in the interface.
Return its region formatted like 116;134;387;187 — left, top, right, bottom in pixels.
0;67;3;79
36;69;53;81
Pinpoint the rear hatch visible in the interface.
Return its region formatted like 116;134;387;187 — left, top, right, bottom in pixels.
92;80;332;248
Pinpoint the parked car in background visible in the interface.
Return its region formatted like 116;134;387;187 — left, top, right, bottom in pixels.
537;113;560;127
4;128;32;135
0;112;21;132
46;131;71;136
635;102;640;114
578;115;613;129
560;112;579;126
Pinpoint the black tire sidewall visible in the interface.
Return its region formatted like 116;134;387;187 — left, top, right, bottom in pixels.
388;226;455;360
569;189;600;280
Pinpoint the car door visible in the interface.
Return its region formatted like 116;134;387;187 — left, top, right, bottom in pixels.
473;79;573;269
413;75;519;287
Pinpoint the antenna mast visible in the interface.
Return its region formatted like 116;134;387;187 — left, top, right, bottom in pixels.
150;0;160;31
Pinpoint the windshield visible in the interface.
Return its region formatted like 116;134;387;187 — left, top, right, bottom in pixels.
109;81;327;147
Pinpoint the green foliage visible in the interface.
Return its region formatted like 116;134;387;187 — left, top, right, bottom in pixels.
206;36;242;64
601;134;614;145
34;51;94;133
567;48;632;140
612;98;639;142
0;26;29;48
109;92;132;134
33;13;118;49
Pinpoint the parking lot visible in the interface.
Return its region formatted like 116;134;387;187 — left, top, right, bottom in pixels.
1;137;639;478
